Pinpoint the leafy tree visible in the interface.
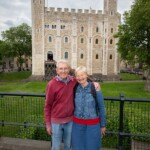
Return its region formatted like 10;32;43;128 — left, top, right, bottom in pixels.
0;40;10;70
1;23;32;71
115;0;150;91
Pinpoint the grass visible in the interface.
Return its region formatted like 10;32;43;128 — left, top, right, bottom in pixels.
101;81;150;98
119;73;142;81
0;81;47;93
0;71;149;98
0;81;150;99
0;71;31;81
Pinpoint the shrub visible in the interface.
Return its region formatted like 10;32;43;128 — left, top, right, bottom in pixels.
15;115;50;141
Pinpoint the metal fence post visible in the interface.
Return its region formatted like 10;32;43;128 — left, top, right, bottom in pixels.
118;93;125;150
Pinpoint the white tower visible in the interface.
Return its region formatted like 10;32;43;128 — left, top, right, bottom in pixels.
31;0;45;76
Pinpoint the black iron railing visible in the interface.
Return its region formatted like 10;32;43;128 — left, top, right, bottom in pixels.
0;92;150;150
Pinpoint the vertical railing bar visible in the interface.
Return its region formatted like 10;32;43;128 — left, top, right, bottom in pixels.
118;93;125;150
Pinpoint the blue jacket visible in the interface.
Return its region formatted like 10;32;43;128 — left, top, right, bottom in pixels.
74;82;106;127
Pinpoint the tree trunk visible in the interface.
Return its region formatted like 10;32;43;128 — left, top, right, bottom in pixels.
145;70;150;92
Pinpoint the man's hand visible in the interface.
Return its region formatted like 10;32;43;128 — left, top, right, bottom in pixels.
93;82;101;91
46;127;52;135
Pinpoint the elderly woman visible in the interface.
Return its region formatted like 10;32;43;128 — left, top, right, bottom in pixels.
71;66;106;150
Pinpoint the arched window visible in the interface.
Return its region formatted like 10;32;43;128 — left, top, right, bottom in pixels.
64;52;68;59
52;25;56;29
80;54;84;59
65;37;68;43
81;38;84;43
96;54;99;59
110;54;112;59
111;28;113;33
81;26;84;32
110;39;113;44
48;36;52;42
95;39;98;44
47;51;53;61
96;27;99;32
110;11;114;16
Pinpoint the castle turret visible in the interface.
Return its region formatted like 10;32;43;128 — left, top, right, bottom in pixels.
104;0;117;15
31;0;45;77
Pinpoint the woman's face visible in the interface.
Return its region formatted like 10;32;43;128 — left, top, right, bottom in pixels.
76;71;88;85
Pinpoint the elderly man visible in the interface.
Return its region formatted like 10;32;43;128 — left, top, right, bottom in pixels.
44;59;99;150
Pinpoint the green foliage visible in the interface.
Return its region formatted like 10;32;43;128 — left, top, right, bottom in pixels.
15;115;50;141
115;0;150;69
126;107;150;142
1;23;32;71
102;101;131;149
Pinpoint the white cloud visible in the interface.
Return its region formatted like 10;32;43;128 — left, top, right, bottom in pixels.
0;0;134;38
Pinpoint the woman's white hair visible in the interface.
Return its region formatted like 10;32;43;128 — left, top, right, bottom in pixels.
75;66;87;75
56;59;70;68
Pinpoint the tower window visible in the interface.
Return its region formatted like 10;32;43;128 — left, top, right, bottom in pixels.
81;38;84;43
61;25;65;29
89;38;91;43
110;39;113;44
110;11;114;16
52;25;56;29
110;54;112;59
81;27;84;32
95;39;98;44
48;36;52;42
111;28;113;33
64;52;68;59
96;27;99;32
64;37;68;43
96;54;99;59
80;54;84;59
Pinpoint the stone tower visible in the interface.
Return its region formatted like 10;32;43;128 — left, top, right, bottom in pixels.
102;0;120;76
31;0;45;76
31;0;121;80
104;0;117;14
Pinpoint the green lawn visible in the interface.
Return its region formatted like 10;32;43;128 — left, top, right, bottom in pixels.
0;71;149;98
0;81;150;98
101;81;150;98
0;71;31;81
119;73;141;80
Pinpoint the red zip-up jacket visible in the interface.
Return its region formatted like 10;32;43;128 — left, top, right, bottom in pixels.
44;75;77;128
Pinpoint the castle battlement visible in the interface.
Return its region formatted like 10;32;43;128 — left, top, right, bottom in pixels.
45;7;103;15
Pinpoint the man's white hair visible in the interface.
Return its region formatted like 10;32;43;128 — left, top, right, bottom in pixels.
56;59;70;68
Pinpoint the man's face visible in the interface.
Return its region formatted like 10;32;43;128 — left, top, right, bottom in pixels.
56;63;70;80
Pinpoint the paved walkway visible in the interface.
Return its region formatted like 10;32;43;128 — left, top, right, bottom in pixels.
0;137;117;150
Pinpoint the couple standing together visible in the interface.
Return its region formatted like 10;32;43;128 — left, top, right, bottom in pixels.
44;59;106;150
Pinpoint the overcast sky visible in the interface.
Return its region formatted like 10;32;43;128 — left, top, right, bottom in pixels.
0;0;134;37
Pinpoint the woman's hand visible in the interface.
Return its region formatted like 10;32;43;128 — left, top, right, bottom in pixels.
101;127;106;137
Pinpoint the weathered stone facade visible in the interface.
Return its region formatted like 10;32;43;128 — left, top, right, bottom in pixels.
31;0;121;77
